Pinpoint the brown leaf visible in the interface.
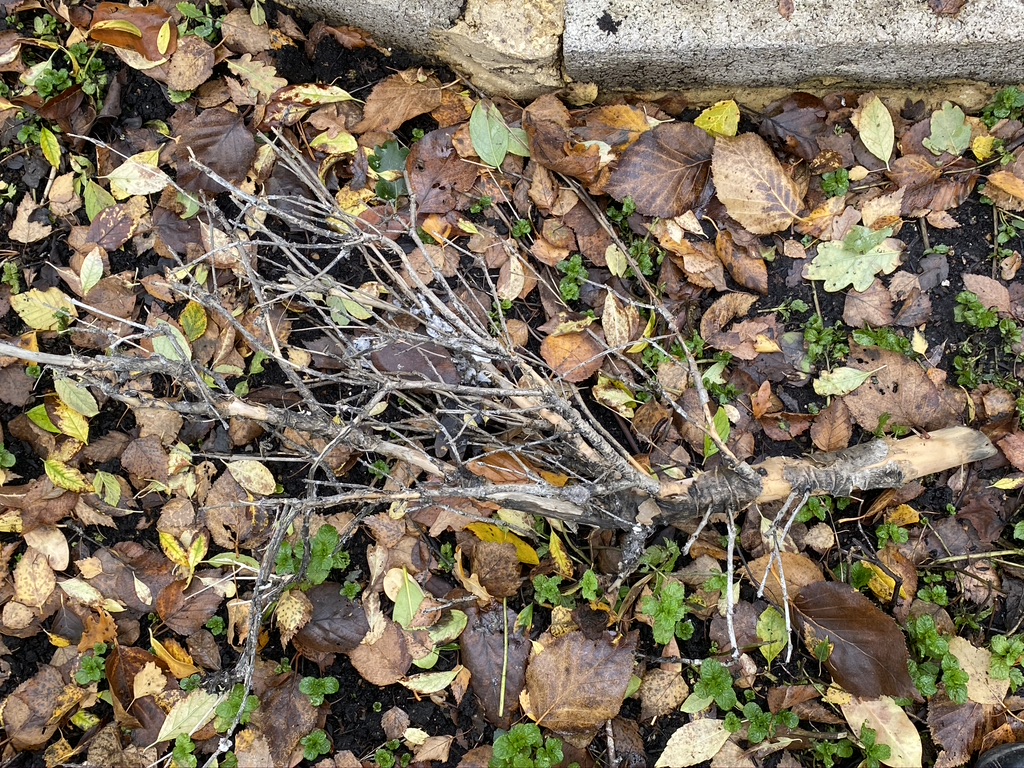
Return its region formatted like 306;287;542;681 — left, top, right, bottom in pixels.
89;2;177;61
370;340;460;384
347;618;412;686
716;230;768;294
353;69;443;134
250;662;325;767
85;204;135;251
843;278;894;328
292;584;368;657
522;94;602;184
842;344;964;432
759;93;828;162
2;664;63;750
461;605;530;728
10;196;53;244
523;631;637;739
712;133;803;234
928;694;992;768
604;122;713;218
540;330;605;383
928;0;967;16
794;581;918;700
165;35;215;92
810;398;853;452
157;573;224;635
962;274;1012;315
13;547;55;609
746;552;824;605
406;127;479;214
997;432;1024;472
174;107;256;195
471;543;522;599
120;436;169;487
700;292;759;340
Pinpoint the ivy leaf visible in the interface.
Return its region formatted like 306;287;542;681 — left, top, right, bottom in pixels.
806;226;903;292
923;101;971;157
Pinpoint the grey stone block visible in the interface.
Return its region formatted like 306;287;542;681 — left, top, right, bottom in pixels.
290;0;463;56
564;0;1024;90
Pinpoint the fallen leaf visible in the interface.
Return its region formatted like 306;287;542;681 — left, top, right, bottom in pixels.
353;69;443;134
540;330;605;383
9;197;53;244
852;95;895;166
522;631;637;739
712;133;803;234
840;695;923;767
794;581;917;700
605;122;714;218
806;226;903;292
655;718;731;767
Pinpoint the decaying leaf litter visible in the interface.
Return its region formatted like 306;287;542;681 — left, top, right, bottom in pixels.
0;4;1023;768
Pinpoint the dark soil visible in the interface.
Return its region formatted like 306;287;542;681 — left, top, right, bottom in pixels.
0;5;1022;768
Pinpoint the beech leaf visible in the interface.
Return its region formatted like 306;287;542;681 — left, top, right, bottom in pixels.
794;581;917;700
605;122;714;218
711;133;803;234
522;631;637;737
655;718;731;767
840;696;923;768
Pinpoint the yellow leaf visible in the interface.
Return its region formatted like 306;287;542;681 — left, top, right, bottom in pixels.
179;301;207;342
157;19;174;55
911;328;928;355
695;99;740;138
150;632;200;678
10;287;77;330
40;127;61;169
90;19;143;36
466;522;540;566
53;400;89;444
972;135;996;162
160;531;191;573
133;661;169;699
886;503;919;527
226;459;276;495
549;531;573;579
43;459;92;493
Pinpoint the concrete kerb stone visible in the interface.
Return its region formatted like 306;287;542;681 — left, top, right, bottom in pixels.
286;0;1024;101
563;0;1024;89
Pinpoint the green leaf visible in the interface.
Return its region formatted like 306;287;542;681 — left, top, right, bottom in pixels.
84;180;116;222
152;320;192;362
703;406;731;458
756;606;788;664
40;127;61;169
806;226;902;292
79;249;104;295
400;665;463;695
507;127;530;157
156;690;222;743
392;569;425;629
92;470;121;506
852;95;894;166
27;404;60;433
923;101;971;157
813;366;875;397
469;100;509;168
694;99;739;137
55;377;99;417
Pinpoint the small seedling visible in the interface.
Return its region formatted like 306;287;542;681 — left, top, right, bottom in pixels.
275;523;350;586
640;580;694;644
299;675;339;706
214;684;259;732
821;168;850;197
75;643;108;686
300;729;331;762
491;723;573;768
171;734;197;768
556;254;588;303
